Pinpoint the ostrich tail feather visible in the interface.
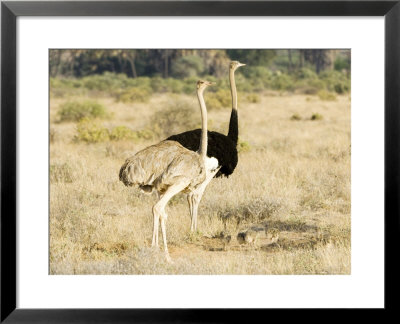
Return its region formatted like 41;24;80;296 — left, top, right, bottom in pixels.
119;160;134;186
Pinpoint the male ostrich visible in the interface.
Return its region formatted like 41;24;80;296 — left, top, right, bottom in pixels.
167;61;246;231
119;80;216;261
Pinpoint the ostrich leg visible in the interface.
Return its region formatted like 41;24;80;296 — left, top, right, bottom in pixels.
151;206;160;248
153;181;190;261
190;167;221;231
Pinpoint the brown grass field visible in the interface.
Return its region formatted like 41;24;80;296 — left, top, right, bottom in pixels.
50;91;351;274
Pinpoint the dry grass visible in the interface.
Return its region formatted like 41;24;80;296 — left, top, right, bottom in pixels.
50;91;351;275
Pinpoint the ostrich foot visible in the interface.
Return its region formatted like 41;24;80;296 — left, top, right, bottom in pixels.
165;253;173;264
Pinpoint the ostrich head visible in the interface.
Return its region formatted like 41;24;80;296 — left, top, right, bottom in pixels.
230;61;246;71
197;79;215;91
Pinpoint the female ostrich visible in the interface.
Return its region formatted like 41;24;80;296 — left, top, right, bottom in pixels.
119;80;216;261
167;61;245;231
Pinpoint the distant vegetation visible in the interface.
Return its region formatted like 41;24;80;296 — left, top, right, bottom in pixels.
58;100;109;122
50;49;350;100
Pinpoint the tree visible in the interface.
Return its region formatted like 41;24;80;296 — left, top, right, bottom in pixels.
303;49;334;74
226;49;276;66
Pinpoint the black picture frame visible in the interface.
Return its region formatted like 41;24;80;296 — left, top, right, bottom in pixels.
1;0;399;322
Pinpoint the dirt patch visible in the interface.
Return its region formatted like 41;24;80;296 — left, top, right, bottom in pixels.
169;223;332;257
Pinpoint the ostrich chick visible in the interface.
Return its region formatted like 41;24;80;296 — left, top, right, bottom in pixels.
237;229;259;247
265;227;280;245
217;231;232;250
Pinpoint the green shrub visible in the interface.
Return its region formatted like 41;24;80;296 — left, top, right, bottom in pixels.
238;139;251;153
125;76;152;89
164;78;185;93
245;93;261;103
134;129;155;140
234;73;256;92
75;118;109;143
333;82;348;94
241;66;272;80
270;73;295;91
109;126;137;141
205;97;224;110
81;72;127;91
290;114;302;121
182;77;200;95
58;100;109;122
151;99;199;138
320;70;350;94
334;57;350;71
114;87;151;103
171;56;204;78
295;68;318;80
317;90;337;101
296;78;325;94
207;89;231;110
297;87;320;95
311;113;323;121
50;78;86;98
150;77;168;93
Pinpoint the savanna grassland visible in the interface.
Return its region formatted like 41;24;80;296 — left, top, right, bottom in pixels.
50;83;351;275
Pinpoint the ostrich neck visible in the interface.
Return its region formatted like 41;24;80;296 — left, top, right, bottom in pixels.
229;68;238;110
197;88;208;161
228;68;239;145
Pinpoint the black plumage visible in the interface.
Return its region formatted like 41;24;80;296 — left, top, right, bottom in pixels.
166;110;238;178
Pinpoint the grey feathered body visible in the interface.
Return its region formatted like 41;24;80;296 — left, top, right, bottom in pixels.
119;140;206;194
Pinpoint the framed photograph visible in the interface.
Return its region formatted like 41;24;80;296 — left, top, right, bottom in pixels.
1;0;398;321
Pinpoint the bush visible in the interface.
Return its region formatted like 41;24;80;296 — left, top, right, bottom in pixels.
317;90;337;101
297;87;320;95
238;139;251;153
320;70;350;94
291;114;302;121
114;87;151;103
270;73;295;91
245;93;261;103
134;129;155;141
241;66;272;80
74;118;109;143
151;99;199;138
109;126;137;141
296;78;325;94
150;77;168;93
81;72;128;91
181;77;201;95
295;68;318;80
50;78;86;98
207;89;232;110
311;113;323;121
334;56;350;71
165;78;185;93
234;73;256;92
171;56;204;78
58;100;109;122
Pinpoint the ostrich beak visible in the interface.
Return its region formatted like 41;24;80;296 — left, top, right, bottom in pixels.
238;62;246;67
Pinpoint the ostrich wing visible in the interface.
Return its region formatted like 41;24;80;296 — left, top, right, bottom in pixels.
166;129;238;178
119;140;205;193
